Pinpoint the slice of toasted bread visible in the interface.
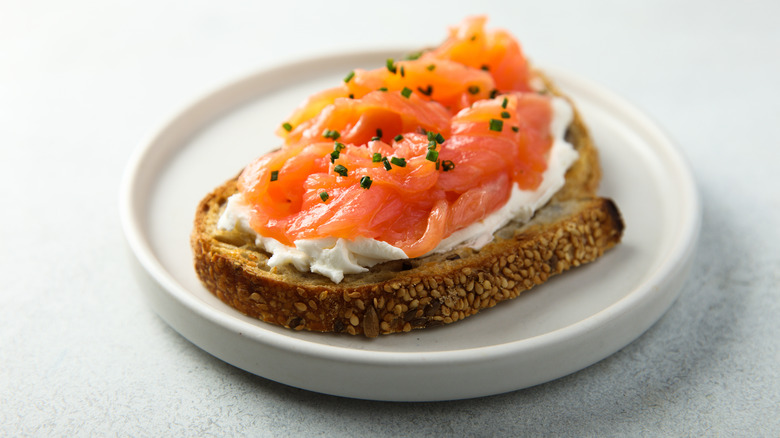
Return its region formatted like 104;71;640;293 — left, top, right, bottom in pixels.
190;72;624;337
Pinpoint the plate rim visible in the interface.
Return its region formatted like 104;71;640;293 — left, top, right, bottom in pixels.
119;49;701;397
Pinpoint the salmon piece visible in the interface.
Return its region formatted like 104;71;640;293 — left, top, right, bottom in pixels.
423;16;532;93
347;59;496;113
447;173;511;232
449;92;553;189
284;91;451;147
237;16;553;257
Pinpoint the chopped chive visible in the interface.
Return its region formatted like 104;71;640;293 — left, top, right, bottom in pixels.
490;89;499;99
467;85;480;95
334;164;348;176
372;152;382;162
406;51;423;60
417;85;433;96
334;141;345;151
359;176;372;189
427;132;435;141
270;170;279;181
400;66;405;77
428;140;437;150
394;134;404;142
323;129;340;140
319;191;329;202
330;150;340;163
344;70;355;83
441;160;455;171
401;87;413;98
501;111;511;119
386;58;397;74
376;128;383;138
481;64;490;71
371;136;380;142
435;133;445;144
470;34;477;41
390;156;406;167
348;93;354;99
378;87;388;92
489;119;504;132
425;150;439;162
382;157;392;170
511;126;519;132
426;64;436;71
281;122;293;132
501;97;508;109
435;159;440;170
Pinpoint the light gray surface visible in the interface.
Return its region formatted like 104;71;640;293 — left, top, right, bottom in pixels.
2;1;778;436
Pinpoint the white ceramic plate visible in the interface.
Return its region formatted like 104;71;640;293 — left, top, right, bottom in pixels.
120;50;700;401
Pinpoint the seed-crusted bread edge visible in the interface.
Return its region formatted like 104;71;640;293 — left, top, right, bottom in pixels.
190;72;624;337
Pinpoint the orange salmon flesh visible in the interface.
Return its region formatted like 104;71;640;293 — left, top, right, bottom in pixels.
237;16;554;258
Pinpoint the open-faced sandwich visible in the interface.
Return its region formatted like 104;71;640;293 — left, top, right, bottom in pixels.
191;16;624;337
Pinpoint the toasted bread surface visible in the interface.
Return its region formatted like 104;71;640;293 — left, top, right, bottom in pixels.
190;72;624;336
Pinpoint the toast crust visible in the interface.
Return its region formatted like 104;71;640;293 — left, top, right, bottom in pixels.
190;72;624;336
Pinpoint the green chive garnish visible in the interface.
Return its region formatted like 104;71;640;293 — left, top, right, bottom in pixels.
406;51;423;60
501;111;511;119
376;128;383;138
386;58;397;74
270;170;279;181
390;157;406;167
427;132;435;141
344;71;355;83
378;87;388;92
371;136;380;142
372;152;382;162
401;87;413;98
428;140;437;150
400;66;405;77
489;119;503;132
435;133;445;144
417;85;433;96
360;176;372;189
348;93;354;99
382;157;392;170
426;64;436;71
319;191;329;202
467;85;480;95
394;134;404;142
330;150;340;163
334;164;348;176
511;126;519;133
426;150;439;162
441;160;455;171
501;97;508;109
490;89;499;99
282;122;293;132
323;129;340;140
334;142;345;151
481;65;490;71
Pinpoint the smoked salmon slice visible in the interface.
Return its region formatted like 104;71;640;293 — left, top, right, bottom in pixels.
238;16;557;258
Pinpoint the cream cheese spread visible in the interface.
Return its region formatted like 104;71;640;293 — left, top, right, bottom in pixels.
217;96;578;283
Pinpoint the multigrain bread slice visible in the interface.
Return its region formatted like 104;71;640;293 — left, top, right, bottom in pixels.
190;72;624;337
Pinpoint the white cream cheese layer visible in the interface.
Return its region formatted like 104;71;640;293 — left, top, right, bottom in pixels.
217;96;578;283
